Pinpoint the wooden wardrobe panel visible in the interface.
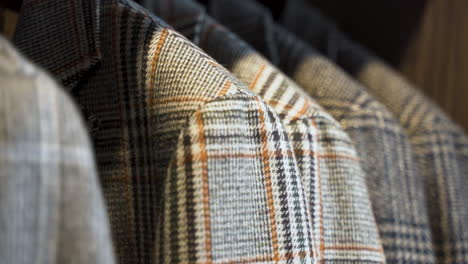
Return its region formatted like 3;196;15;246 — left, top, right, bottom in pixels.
401;0;468;131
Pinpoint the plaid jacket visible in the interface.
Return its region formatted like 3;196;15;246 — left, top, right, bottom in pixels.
209;1;436;263
0;36;115;264
281;1;468;263
12;0;316;263
142;0;385;263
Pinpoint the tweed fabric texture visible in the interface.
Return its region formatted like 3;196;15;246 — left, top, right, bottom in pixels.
282;1;468;263
357;63;468;264
143;0;385;262
209;1;435;263
0;36;115;264
12;0;316;263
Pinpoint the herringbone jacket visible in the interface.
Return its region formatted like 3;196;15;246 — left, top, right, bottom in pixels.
12;0;315;263
209;1;435;263
281;1;468;263
143;0;385;263
0;36;115;264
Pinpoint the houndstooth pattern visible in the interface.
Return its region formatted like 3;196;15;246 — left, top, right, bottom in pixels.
142;0;386;263
281;1;468;263
0;36;115;264
12;0;316;263
209;0;437;263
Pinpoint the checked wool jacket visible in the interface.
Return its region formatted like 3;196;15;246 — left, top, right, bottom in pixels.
142;0;385;263
12;0;316;263
0;36;115;264
209;0;436;263
281;1;468;263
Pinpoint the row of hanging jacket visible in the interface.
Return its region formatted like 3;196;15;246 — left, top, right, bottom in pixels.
0;0;467;263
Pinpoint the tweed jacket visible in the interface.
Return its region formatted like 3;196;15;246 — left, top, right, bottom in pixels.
0;36;115;264
209;1;435;263
281;1;468;263
142;0;385;262
12;0;317;263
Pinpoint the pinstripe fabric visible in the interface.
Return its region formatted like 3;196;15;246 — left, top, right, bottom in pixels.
209;1;435;263
281;1;468;263
142;0;385;263
0;36;115;264
12;0;315;263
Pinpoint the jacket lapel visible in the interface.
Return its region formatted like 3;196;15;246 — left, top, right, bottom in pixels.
12;0;101;92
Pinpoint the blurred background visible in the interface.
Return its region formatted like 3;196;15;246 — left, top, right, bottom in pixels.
311;0;468;131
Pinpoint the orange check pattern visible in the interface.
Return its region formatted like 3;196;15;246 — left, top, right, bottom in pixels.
143;0;386;263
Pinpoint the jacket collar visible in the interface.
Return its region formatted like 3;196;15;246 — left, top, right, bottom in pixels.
280;0;372;74
144;0;208;46
209;0;280;65
12;0;101;91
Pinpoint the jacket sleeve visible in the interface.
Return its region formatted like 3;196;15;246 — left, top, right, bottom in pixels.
156;92;315;263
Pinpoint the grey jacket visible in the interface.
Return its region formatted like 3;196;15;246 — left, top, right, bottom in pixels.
0;36;115;264
281;1;468;262
208;1;435;263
